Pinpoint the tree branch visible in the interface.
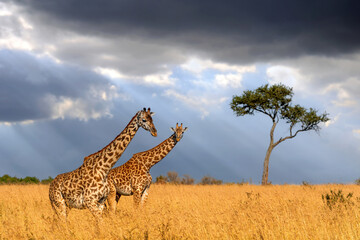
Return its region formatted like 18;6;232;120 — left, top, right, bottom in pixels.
254;108;273;120
274;128;307;148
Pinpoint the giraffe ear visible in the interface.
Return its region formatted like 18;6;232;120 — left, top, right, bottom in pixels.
183;127;188;132
150;112;155;116
170;127;175;132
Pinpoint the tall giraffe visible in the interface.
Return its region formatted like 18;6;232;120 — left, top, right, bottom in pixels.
49;108;157;221
107;123;188;213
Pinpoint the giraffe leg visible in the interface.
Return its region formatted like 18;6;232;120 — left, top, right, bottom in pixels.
49;184;68;222
107;183;118;214
85;199;104;231
133;183;149;207
88;204;103;220
140;176;151;206
140;187;149;206
132;188;143;207
50;198;68;221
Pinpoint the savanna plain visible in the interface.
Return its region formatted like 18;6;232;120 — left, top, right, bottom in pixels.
0;184;360;240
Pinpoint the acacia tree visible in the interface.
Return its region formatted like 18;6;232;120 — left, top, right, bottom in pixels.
230;84;329;185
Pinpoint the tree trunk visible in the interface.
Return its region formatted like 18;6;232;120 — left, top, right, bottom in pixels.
262;121;277;185
261;143;274;185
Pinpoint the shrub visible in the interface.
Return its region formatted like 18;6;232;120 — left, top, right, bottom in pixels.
302;181;311;186
155;175;168;184
200;175;223;185
0;175;42;184
355;178;360;185
155;173;195;185
181;174;195;185
21;176;40;184
322;189;354;210
0;174;19;184
41;176;54;184
167;171;180;184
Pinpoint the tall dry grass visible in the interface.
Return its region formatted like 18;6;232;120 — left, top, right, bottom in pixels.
0;184;359;239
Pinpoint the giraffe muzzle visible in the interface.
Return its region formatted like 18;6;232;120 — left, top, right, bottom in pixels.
151;129;157;137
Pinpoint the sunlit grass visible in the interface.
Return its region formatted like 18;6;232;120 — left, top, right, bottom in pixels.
0;184;359;239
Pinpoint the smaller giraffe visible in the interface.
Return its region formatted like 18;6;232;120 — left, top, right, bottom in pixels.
107;123;188;213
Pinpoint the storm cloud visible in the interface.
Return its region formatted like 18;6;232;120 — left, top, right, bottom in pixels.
14;0;360;57
2;0;358;78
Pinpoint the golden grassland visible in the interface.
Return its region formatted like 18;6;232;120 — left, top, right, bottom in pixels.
0;184;360;240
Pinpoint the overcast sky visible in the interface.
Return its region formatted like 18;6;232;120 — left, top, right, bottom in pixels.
0;0;359;184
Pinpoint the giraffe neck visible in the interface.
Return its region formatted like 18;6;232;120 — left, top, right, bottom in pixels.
139;134;177;170
84;112;140;173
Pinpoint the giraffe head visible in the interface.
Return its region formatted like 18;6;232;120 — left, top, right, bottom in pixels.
170;123;188;142
137;107;157;137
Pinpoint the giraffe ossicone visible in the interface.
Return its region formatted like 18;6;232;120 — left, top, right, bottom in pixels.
107;123;188;213
48;108;157;222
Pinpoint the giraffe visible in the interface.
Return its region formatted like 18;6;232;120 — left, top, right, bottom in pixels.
49;108;157;222
107;123;188;213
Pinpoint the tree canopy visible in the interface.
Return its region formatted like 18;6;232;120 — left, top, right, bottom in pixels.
230;84;329;145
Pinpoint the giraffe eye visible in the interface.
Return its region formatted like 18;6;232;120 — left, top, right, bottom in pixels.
142;119;146;122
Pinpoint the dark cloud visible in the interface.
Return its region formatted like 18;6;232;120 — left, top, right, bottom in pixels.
13;0;360;63
0;50;118;122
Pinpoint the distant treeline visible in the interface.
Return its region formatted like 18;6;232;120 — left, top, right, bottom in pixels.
0;172;250;185
154;171;250;185
0;174;53;185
